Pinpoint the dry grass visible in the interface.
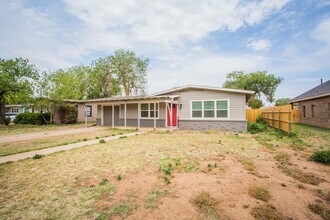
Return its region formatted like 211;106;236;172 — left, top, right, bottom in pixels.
238;157;257;174
308;201;330;219
192;191;220;219
0;123;91;136
251;204;285;220
0;128;135;156
144;188;170;209
248;185;271;202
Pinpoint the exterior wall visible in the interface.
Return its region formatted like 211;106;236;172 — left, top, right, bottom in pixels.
103;106;120;126
179;120;247;132
119;102;166;119
298;96;330;129
164;89;246;121
77;104;97;123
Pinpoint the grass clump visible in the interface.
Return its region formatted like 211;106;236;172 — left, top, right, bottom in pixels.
281;166;323;185
248;122;267;134
82;138;87;141
192;191;220;219
251;204;284;220
119;136;127;139
308;202;330;219
145;189;170;208
238;157;256;174
32;154;42;159
99;139;106;144
111;203;132;218
310;150;330;165
248;185;271;202
99;178;109;186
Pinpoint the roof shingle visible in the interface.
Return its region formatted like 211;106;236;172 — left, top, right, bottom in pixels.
290;80;330;102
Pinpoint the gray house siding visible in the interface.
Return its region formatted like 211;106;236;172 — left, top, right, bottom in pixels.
104;106;120;126
179;120;247;132
119;102;166;120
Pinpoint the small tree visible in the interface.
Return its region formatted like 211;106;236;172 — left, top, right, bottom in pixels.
0;58;38;124
248;97;263;109
275;98;290;106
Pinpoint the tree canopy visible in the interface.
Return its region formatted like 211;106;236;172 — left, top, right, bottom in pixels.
223;71;283;103
0;58;38;124
275;98;290;106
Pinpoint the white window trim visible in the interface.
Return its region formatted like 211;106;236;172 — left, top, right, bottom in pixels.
11;108;19;114
86;105;92;117
190;99;230;120
139;103;160;119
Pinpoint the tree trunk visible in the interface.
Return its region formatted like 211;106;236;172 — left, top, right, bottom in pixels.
125;88;130;97
0;95;6;124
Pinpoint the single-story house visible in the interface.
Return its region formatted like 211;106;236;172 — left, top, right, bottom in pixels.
290;80;330;129
76;85;254;132
5;104;34;114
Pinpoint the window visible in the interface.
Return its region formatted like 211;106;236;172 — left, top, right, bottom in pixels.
328;103;330;120
11;108;19;113
140;103;159;118
302;105;306;118
86;106;92;117
191;100;229;119
311;105;315;118
192;101;202;118
216;100;228;118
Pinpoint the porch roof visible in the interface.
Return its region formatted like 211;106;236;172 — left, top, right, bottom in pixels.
69;95;179;104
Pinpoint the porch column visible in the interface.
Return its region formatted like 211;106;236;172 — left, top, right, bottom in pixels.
84;103;87;128
124;102;127;127
112;104;114;128
137;103;140;129
170;100;173;127
101;105;104;126
154;102;156;129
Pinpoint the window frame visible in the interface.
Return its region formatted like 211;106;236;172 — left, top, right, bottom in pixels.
11;108;19;114
190;99;230;120
311;104;315;118
302;105;306;118
86;105;92;117
139;103;159;119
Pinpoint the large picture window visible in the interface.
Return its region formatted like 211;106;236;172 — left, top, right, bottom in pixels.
191;100;229;119
140;103;159;118
11;108;19;113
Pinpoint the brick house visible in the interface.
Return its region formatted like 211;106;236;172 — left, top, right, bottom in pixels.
290;80;330;129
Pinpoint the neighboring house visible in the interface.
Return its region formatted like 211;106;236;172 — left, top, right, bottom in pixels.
76;85;254;132
290;80;330;129
5;104;34;114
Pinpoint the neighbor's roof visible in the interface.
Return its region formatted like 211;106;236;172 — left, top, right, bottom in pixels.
290;80;330;103
69;95;179;103
151;84;255;96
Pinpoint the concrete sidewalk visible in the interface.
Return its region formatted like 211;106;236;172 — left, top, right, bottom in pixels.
0;126;104;143
0;131;145;164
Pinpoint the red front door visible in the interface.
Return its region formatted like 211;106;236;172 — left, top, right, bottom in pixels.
166;104;177;127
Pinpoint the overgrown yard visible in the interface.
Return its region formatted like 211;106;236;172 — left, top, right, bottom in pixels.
0;124;329;219
0;123;93;136
0;128;136;156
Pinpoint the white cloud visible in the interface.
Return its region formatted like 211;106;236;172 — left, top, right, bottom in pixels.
247;39;273;51
310;17;330;45
293;77;321;82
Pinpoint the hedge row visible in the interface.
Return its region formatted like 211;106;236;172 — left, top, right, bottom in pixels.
13;112;51;125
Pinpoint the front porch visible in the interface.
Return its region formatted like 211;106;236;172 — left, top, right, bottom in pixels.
83;95;179;129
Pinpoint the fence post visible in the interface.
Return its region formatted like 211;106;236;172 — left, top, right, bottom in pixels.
278;110;281;130
288;109;291;134
272;111;274;128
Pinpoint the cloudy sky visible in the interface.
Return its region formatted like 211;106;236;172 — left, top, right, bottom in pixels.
1;0;330;100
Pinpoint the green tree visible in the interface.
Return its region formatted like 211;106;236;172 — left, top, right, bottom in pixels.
248;97;263;109
223;71;282;103
0;58;38;124
109;49;149;96
275;98;290;106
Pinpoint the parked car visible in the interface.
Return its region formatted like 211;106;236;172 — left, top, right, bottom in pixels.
5;113;17;121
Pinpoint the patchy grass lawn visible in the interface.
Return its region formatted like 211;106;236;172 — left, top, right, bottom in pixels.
0;124;329;219
0;123;93;136
0;128;136;156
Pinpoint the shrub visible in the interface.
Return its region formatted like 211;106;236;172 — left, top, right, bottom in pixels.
248;122;267;134
3;117;11;126
58;105;77;124
99;139;106;144
13;112;50;125
310;150;330;165
32;154;42;159
256;115;265;123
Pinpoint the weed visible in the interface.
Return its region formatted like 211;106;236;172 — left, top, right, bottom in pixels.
83;138;87;141
238;157;256;174
99;178;109;186
192;191;220;219
162;176;170;185
95;213;107;220
274;153;290;165
119;136;127;139
111;203;132;217
184;162;199;172
315;189;330;203
308;202;330;219
280;166;323;185
95;136;100;139
248;185;271;202
117;174;122;181
99;139;106;144
32;154;42;160
248;122;267;134
145;189;170;208
310;150;330;165
251;204;284;220
297;182;306;189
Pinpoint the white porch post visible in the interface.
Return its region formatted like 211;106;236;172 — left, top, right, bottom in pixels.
124;102;127;127
154;102;156;129
101;105;104;126
170;100;173;127
112;104;114;128
138;103;140;129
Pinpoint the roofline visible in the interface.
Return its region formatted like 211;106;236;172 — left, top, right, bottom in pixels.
290;93;330;103
151;84;255;96
68;95;179;103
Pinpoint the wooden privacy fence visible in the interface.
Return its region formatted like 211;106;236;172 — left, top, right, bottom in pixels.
246;105;300;133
